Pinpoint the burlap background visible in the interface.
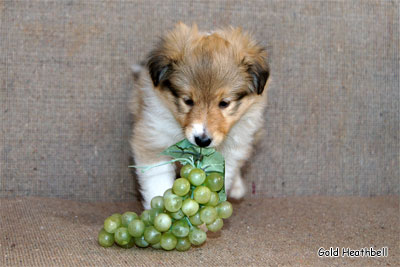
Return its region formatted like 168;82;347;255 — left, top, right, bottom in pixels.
1;0;399;201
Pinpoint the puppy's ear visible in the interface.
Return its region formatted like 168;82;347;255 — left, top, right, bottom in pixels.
147;23;198;87
247;60;270;95
147;50;173;87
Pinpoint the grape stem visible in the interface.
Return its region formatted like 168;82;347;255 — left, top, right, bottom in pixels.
185;216;194;229
190;186;195;199
167;150;198;157
166;150;202;165
129;157;195;173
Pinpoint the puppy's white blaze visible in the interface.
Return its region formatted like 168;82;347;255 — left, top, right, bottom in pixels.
138;163;175;209
192;123;205;136
188;123;206;144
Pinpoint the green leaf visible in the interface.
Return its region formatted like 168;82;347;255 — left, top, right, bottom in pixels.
161;140;201;163
174;139;194;149
198;147;216;157
201;151;224;174
218;188;227;202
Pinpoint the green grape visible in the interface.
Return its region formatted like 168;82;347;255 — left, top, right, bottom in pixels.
206;218;224;232
121;212;138;227
176;237;191;251
104;215;122;234
180;164;194;179
119;237;135;249
172;178;190;196
189;227;207;246
206;191;219;207
193;186;211;204
169;209;184;220
216;201;233;219
205;172;224;192
200;206;217;224
188;168;206;186
164;194;182;212
171;219;190;238
128;219;145;237
140;210;153;226
181;198;199;216
149;208;162;223
134;235;149;248
189;212;203;226
154;213;172;232
163;188;173;198
160;232;177;251
114;227;132;246
151;196;165;210
98;228;114;247
144;226;162;244
151;242;161;249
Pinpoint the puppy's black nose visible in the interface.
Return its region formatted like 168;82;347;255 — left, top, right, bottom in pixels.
194;135;212;147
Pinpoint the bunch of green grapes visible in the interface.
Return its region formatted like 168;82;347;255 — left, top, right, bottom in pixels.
98;165;233;251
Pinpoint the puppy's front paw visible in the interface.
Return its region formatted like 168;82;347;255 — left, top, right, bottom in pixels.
136;163;176;210
229;176;246;199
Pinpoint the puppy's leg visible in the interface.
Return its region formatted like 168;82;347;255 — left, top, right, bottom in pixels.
136;163;175;209
229;174;246;199
224;165;246;200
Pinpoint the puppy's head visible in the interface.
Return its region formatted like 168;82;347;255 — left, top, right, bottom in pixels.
147;23;270;147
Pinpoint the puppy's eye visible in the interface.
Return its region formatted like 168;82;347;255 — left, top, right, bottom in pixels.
218;100;230;109
183;98;194;106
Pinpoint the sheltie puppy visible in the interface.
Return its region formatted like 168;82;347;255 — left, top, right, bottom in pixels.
130;23;270;209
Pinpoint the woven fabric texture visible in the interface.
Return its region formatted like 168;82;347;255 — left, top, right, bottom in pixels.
0;0;399;201
1;196;398;266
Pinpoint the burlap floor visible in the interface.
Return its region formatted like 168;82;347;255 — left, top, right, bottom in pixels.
1;196;398;266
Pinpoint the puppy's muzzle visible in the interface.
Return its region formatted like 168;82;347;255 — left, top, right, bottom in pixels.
194;134;212;147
